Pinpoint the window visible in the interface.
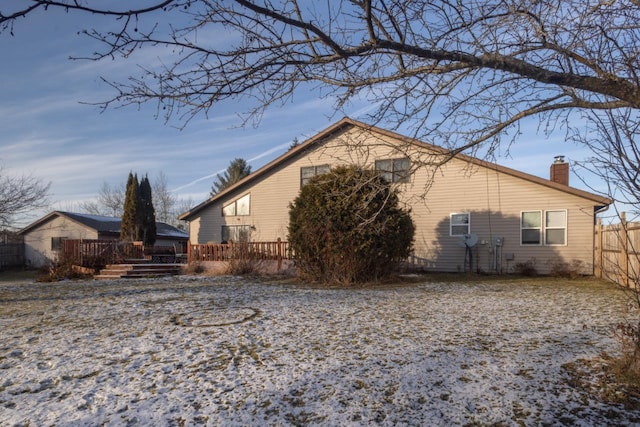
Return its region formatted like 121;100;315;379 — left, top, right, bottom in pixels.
221;225;252;242
545;210;567;245
222;193;250;216
521;211;542;245
300;165;330;186
521;210;566;245
450;213;470;236
51;237;65;251
375;157;410;183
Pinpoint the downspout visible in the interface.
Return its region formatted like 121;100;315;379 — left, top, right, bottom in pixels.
593;204;610;277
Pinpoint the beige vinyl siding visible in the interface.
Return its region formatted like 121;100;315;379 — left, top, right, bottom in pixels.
408;160;597;274
23;216;98;268
190;131;389;243
187;123;603;274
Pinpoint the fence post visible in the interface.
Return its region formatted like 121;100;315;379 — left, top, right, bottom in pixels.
276;237;282;271
595;218;603;279
621;212;629;287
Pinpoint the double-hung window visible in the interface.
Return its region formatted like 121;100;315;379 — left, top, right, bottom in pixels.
520;210;566;245
450;213;470;236
545;210;567;245
375;158;410;183
521;211;542;245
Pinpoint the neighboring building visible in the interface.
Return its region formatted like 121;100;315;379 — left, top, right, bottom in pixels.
179;118;611;274
18;211;188;268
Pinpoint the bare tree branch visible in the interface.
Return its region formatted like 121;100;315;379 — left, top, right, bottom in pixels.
2;1;640;157
573;110;640;214
152;171;177;224
0;168;51;228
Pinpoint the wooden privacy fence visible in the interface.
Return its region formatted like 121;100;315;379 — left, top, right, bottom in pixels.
595;212;640;287
0;243;24;270
188;239;290;269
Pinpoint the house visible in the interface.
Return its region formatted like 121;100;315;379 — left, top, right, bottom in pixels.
179;118;611;275
18;211;188;268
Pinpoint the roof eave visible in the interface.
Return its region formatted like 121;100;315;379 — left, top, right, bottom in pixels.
177;117;612;219
178;117;358;221
17;211;61;235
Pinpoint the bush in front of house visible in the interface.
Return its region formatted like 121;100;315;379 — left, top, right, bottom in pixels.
514;259;538;276
36;257;92;282
548;259;584;279
288;165;415;285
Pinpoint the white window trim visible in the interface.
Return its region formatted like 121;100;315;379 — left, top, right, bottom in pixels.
450;212;470;236
521;210;543;246
544;209;568;246
222;193;251;217
520;209;544;247
520;209;567;246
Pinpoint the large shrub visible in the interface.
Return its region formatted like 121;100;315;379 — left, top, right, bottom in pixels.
288;165;415;285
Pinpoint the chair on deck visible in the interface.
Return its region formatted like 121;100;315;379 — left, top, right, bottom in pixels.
174;243;188;263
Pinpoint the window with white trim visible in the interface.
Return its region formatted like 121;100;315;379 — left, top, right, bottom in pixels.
521;211;542;245
450;213;470;236
222;193;250;216
520;210;567;245
300;165;331;186
545;210;567;245
375;157;410;183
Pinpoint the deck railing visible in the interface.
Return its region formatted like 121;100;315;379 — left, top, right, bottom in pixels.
62;239;120;268
61;238;289;269
188;239;290;267
62;240;186;267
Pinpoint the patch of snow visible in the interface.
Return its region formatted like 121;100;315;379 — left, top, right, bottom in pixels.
0;276;638;425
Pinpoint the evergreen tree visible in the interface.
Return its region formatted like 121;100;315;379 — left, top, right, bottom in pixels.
120;172;140;242
288;165;415;285
139;174;156;246
211;158;252;196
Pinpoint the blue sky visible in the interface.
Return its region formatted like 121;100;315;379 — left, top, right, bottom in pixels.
0;4;619;227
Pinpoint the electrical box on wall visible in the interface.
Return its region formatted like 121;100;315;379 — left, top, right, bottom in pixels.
493;237;504;247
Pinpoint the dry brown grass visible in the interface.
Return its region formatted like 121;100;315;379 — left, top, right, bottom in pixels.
0;269;38;283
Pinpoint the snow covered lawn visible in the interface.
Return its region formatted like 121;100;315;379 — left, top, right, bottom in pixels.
0;275;638;426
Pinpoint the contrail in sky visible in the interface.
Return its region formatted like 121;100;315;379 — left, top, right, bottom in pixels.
171;140;293;193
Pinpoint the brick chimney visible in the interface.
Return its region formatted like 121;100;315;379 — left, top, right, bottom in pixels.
550;155;569;186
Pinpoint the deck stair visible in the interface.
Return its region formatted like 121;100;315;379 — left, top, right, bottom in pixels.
94;261;182;280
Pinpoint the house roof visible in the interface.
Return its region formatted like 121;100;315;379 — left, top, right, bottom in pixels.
18;211;189;239
178;117;612;221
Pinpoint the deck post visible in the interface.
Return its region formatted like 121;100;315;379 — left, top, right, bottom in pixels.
277;237;282;271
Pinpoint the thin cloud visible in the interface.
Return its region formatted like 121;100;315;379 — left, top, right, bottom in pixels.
171;140;292;193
